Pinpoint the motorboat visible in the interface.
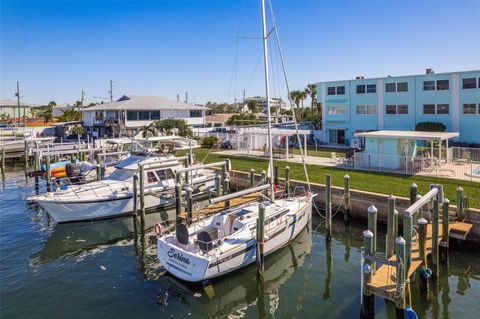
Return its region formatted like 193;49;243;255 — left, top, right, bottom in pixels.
29;136;216;223
156;0;314;282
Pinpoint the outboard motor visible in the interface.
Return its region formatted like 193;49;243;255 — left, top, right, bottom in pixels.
197;227;219;253
65;163;85;184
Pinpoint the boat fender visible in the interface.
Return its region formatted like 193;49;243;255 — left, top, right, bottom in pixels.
405;307;418;319
154;223;162;236
420;267;432;279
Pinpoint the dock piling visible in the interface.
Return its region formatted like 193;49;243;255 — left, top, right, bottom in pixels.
403;212;413;273
361;230;374;319
24;141;28;168
214;174;221;197
260;170;267;185
409;183;418;205
367;205;377;260
395;236;407;319
223;177;230;208
256;203;266;274
2;148;5;172
325;174;332;241
45;155;51;192
456;187;464;221
175;183;182;224
186;187;193;224
432;195;440;278
139;165;145;223
274;166;279;187
386;195;396;259
441;198;450;263
418;218;430;294
343;174;350;224
249;168;255;188
133;174;138;215
285;166;290;197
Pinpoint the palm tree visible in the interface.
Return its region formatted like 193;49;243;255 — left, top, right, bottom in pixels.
71;125;84;145
299;90;308;107
305;83;317;109
247;100;259;113
140;123;157;138
289;90;303;108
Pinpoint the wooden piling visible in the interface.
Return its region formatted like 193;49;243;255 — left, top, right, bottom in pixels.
386;195;396;259
139;165;145;222
214;174;221;197
409;183;417;205
456;187;464;221
133;174;138;215
186;187;193;224
403;212;413;273
24;141;28;168
367;205;377;259
34;151;39;171
175;183;182;224
274;166;279;186
361;230;374;319
45;155;51;191
441;198;450;263
256;203;266;274
96;155;102;181
343;174;350;224
325;174;332;241
395;236;406;319
249;168;255;188
1;148;5;172
260;170;267;185
418;217;430;294
285;166;290;197
432;195;440;278
223;177;230;208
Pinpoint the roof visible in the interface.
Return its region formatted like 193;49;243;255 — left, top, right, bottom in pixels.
0;99;32;107
81;95;207;112
206;114;234;123
242;127;311;136
354;130;459;141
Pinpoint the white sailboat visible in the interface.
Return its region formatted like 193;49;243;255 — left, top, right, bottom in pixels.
156;0;314;282
29;136;216;223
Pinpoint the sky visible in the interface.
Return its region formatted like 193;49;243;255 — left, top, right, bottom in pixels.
1;0;479;105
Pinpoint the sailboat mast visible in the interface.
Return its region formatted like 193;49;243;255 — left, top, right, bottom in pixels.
260;0;275;201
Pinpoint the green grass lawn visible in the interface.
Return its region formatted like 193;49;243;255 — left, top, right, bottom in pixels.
181;148;480;208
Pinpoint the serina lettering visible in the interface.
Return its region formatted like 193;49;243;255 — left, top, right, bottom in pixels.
167;248;191;265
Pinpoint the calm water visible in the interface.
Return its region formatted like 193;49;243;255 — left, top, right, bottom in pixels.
1;168;479;318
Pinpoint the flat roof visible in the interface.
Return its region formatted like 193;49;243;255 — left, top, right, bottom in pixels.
354;130;459;141
242;128;310;136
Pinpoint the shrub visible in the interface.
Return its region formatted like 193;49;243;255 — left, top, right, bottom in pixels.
415;121;446;132
201;136;219;148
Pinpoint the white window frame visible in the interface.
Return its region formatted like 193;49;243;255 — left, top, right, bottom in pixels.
327;105;346;115
462;103;479;115
385;104;408;115
423;103;450;115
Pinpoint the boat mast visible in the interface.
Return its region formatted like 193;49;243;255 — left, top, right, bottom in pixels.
260;0;275;201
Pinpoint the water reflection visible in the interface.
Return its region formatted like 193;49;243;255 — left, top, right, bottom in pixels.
155;223;313;318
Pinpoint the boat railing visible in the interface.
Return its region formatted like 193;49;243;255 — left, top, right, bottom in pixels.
53;180;132;200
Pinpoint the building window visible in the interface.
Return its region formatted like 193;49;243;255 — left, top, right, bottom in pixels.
336;86;345;95
423;104;449;115
327;105;346;115
356;84;376;94
327;87;336;95
147;171;158;183
436;80;449;91
386;104;408;115
356;85;366;94
138;111;150;120
95;111;104;121
463;103;478;114
327;86;345;95
150;111;160;120
190;110;202;117
127;111;137;121
463;78;477;89
397;82;408;92
423;81;435;91
367;84;376;93
386;83;396;92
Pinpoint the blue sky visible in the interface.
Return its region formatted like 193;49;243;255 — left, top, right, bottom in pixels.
1;0;479;105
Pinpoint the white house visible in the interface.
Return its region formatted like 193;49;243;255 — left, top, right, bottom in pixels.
81;95;207;138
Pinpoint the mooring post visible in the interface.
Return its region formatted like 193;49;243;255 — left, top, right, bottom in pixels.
221;164;226;186
96;154;102;181
418;218;430;294
441;198;450;263
214;174;221;197
395;236;406;319
325;174;332;241
24;141;28;169
139;165;145;223
393;209;398;241
410;183;418;205
285;166;290;197
1;148;5;172
256;203;266;275
343;174;350;224
186;186;193;224
361;230;374;319
432;195;440;278
249;168;255;188
175;183;182;224
34;176;39;195
45;155;51;191
367;205;377;262
223;177;230;209
34;151;39;171
456;187;464;221
403;212;413;275
386;195;396;259
274;166;279;187
133;174;138;215
260;170;267;185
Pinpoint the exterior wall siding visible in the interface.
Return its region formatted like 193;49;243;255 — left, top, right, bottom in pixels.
317;70;480;145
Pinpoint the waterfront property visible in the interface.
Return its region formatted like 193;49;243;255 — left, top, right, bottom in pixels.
81;95;208;138
317;69;480;146
0;99;34;121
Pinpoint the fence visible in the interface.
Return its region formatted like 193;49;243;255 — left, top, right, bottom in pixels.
452;147;480;162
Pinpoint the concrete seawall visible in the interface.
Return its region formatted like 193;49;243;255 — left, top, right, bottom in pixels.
225;169;480;243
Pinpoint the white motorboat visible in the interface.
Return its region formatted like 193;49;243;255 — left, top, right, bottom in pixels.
156;0;315;283
29;137;215;223
0;135;55;152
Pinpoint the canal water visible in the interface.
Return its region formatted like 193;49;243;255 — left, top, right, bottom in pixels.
1;168;479;318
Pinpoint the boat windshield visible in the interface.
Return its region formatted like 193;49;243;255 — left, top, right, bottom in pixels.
107;168;135;181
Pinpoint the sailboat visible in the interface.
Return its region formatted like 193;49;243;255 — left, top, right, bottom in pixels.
156;0;314;282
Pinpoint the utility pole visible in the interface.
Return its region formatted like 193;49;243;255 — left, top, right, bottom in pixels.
80;90;85;110
242;89;246;113
15;81;21;126
109;80;113;102
184;92;188;103
176;94;180;102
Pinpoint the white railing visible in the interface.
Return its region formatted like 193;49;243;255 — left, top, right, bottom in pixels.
452;147;480;162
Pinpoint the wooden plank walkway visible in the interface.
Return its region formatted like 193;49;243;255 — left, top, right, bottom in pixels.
367;222;472;301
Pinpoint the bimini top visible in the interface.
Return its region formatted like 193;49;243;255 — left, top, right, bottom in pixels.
354;130;459;141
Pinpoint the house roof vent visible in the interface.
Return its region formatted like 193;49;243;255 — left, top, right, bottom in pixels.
426;68;434;74
356;76;364;80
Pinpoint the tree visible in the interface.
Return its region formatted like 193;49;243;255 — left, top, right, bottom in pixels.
247;100;260;113
58;109;82;122
226;113;262;126
289;90;304;108
305;83;317;109
153;119;193;138
140;123;157;138
71;125;84;145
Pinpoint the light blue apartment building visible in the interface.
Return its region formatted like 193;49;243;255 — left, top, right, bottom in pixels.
316;69;480;146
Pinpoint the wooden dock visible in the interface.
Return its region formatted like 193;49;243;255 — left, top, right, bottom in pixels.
367;221;472;302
